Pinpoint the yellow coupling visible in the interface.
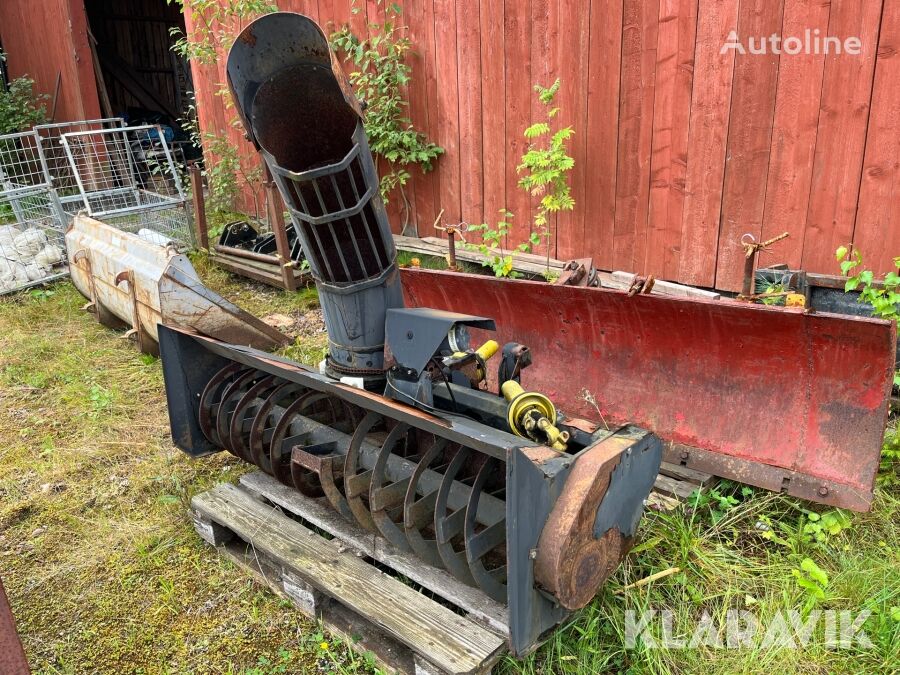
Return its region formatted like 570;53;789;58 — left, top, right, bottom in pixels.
475;339;499;361
474;339;499;381
501;380;569;451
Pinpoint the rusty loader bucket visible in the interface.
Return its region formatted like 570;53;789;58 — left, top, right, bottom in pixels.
67;215;289;354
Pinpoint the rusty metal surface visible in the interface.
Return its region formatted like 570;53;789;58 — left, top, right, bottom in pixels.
534;435;634;610
66;215;288;352
0;578;30;675
401;269;897;511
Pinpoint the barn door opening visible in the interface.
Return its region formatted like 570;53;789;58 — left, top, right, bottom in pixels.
83;0;200;166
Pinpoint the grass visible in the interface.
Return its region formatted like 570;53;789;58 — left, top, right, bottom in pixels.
1;266;898;674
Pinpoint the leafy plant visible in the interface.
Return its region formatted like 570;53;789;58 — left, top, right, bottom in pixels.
836;246;900;323
0;51;49;133
758;505;853;554
168;0;276;65
88;383;113;418
791;557;829;615
464;211;540;278
687;480;753;524
879;429;900;487
836;246;900;484
800;509;852;544
759;281;786;306
517;78;575;271
330;1;443;221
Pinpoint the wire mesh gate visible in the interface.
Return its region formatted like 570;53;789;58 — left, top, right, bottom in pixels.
60;124;193;248
34;117;125;215
0;130;69;294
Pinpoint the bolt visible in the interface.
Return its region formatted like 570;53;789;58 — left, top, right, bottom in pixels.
680;450;689;460
529;548;537;559
406;330;414;339
818;486;829;496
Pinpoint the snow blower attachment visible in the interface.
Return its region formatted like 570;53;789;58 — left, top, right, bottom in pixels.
160;13;662;654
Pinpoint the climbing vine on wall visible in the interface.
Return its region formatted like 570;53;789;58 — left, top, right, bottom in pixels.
167;0;276;218
330;1;443;226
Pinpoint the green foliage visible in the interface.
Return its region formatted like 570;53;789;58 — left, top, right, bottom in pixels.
462;80;575;278
168;1;273;217
0;51;49;133
791;557;829;614
330;2;443;212
87;383;113;418
880;430;900;488
836;245;900;323
757;504;853;555
167;0;277;65
836;246;900;482
203;133;241;215
465;211;540;278
759;281;786;306
28;288;55;301
516;79;575;255
688;480;754;524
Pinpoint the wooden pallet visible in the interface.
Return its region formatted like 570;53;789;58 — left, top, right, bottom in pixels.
649;461;717;510
191;472;508;675
191;461;715;673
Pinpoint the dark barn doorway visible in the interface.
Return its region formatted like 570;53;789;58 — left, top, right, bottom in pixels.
84;0;199;162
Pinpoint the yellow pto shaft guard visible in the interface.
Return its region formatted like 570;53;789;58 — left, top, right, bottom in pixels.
501;380;569;451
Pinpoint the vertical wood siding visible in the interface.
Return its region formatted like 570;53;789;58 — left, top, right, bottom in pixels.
185;0;897;290
0;0;101;125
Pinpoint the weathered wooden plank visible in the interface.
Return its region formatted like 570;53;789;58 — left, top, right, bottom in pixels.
503;0;533;249
554;0;591;260
407;0;439;237
285;0;319;20
801;0;883;274
677;0;739;286
457;0;485;230
217;534;418;674
614;0;659;275
658;461;715;485
646;0;698;279
239;471;510;635
759;0;830;270
715;0;785;292
394;234;567;276
479;0;507;245
433;0;463;231
853;0;900;277
583;0;624;270
193;483;505;674
610;271;720;299
652;473;697;499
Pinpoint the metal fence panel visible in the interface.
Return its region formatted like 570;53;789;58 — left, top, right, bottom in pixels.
61;125;193;248
34;117;125;214
0;130;68;294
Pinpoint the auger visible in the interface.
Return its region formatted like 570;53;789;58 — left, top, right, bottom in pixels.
160;12;662;654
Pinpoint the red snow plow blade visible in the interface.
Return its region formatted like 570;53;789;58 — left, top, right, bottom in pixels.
401;269;896;511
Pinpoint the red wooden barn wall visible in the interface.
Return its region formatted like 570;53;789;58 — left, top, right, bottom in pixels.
0;0;101;125
186;0;898;291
